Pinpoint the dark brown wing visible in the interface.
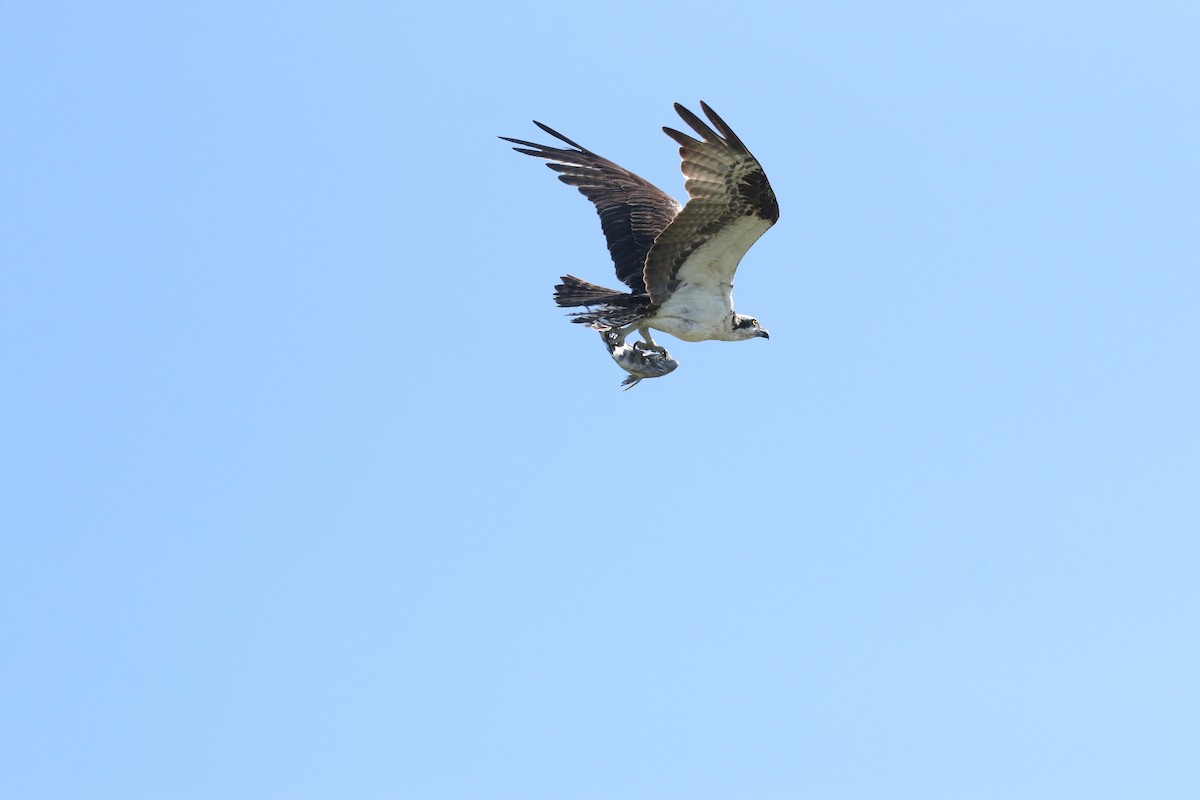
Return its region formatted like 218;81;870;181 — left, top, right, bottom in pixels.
501;122;682;293
643;102;779;307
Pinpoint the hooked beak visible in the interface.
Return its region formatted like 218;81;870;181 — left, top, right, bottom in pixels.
757;329;770;340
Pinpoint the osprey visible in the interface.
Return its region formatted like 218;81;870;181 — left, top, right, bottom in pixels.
502;102;779;386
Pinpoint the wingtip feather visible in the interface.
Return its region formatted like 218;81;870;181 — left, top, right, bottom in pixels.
662;126;700;148
533;121;590;152
698;101;748;151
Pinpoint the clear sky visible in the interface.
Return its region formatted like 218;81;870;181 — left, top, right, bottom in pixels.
3;2;1198;798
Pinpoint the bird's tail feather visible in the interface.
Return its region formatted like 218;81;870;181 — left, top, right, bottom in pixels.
553;275;628;307
553;275;648;328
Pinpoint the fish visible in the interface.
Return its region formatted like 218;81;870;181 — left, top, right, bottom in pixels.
598;329;679;390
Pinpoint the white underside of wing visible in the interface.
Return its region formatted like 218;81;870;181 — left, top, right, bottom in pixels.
645;215;773;342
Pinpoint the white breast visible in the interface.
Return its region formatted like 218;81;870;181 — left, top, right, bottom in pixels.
646;215;771;342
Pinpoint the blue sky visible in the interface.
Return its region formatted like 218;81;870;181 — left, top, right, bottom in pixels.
3;2;1198;798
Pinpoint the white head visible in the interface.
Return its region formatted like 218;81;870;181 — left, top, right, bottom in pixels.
731;314;770;341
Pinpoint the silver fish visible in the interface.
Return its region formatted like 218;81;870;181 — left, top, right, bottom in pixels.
599;329;679;390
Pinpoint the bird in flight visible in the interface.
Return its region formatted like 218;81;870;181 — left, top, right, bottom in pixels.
502;102;779;387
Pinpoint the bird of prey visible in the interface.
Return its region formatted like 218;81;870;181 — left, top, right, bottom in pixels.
501;102;780;386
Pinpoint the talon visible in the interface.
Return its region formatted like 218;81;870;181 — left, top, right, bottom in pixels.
636;326;667;354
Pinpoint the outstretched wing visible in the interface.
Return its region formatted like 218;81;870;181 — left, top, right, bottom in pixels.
643;102;779;308
501;123;682;294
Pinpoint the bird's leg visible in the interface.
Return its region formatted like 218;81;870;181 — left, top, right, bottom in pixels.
637;326;667;354
605;322;640;347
